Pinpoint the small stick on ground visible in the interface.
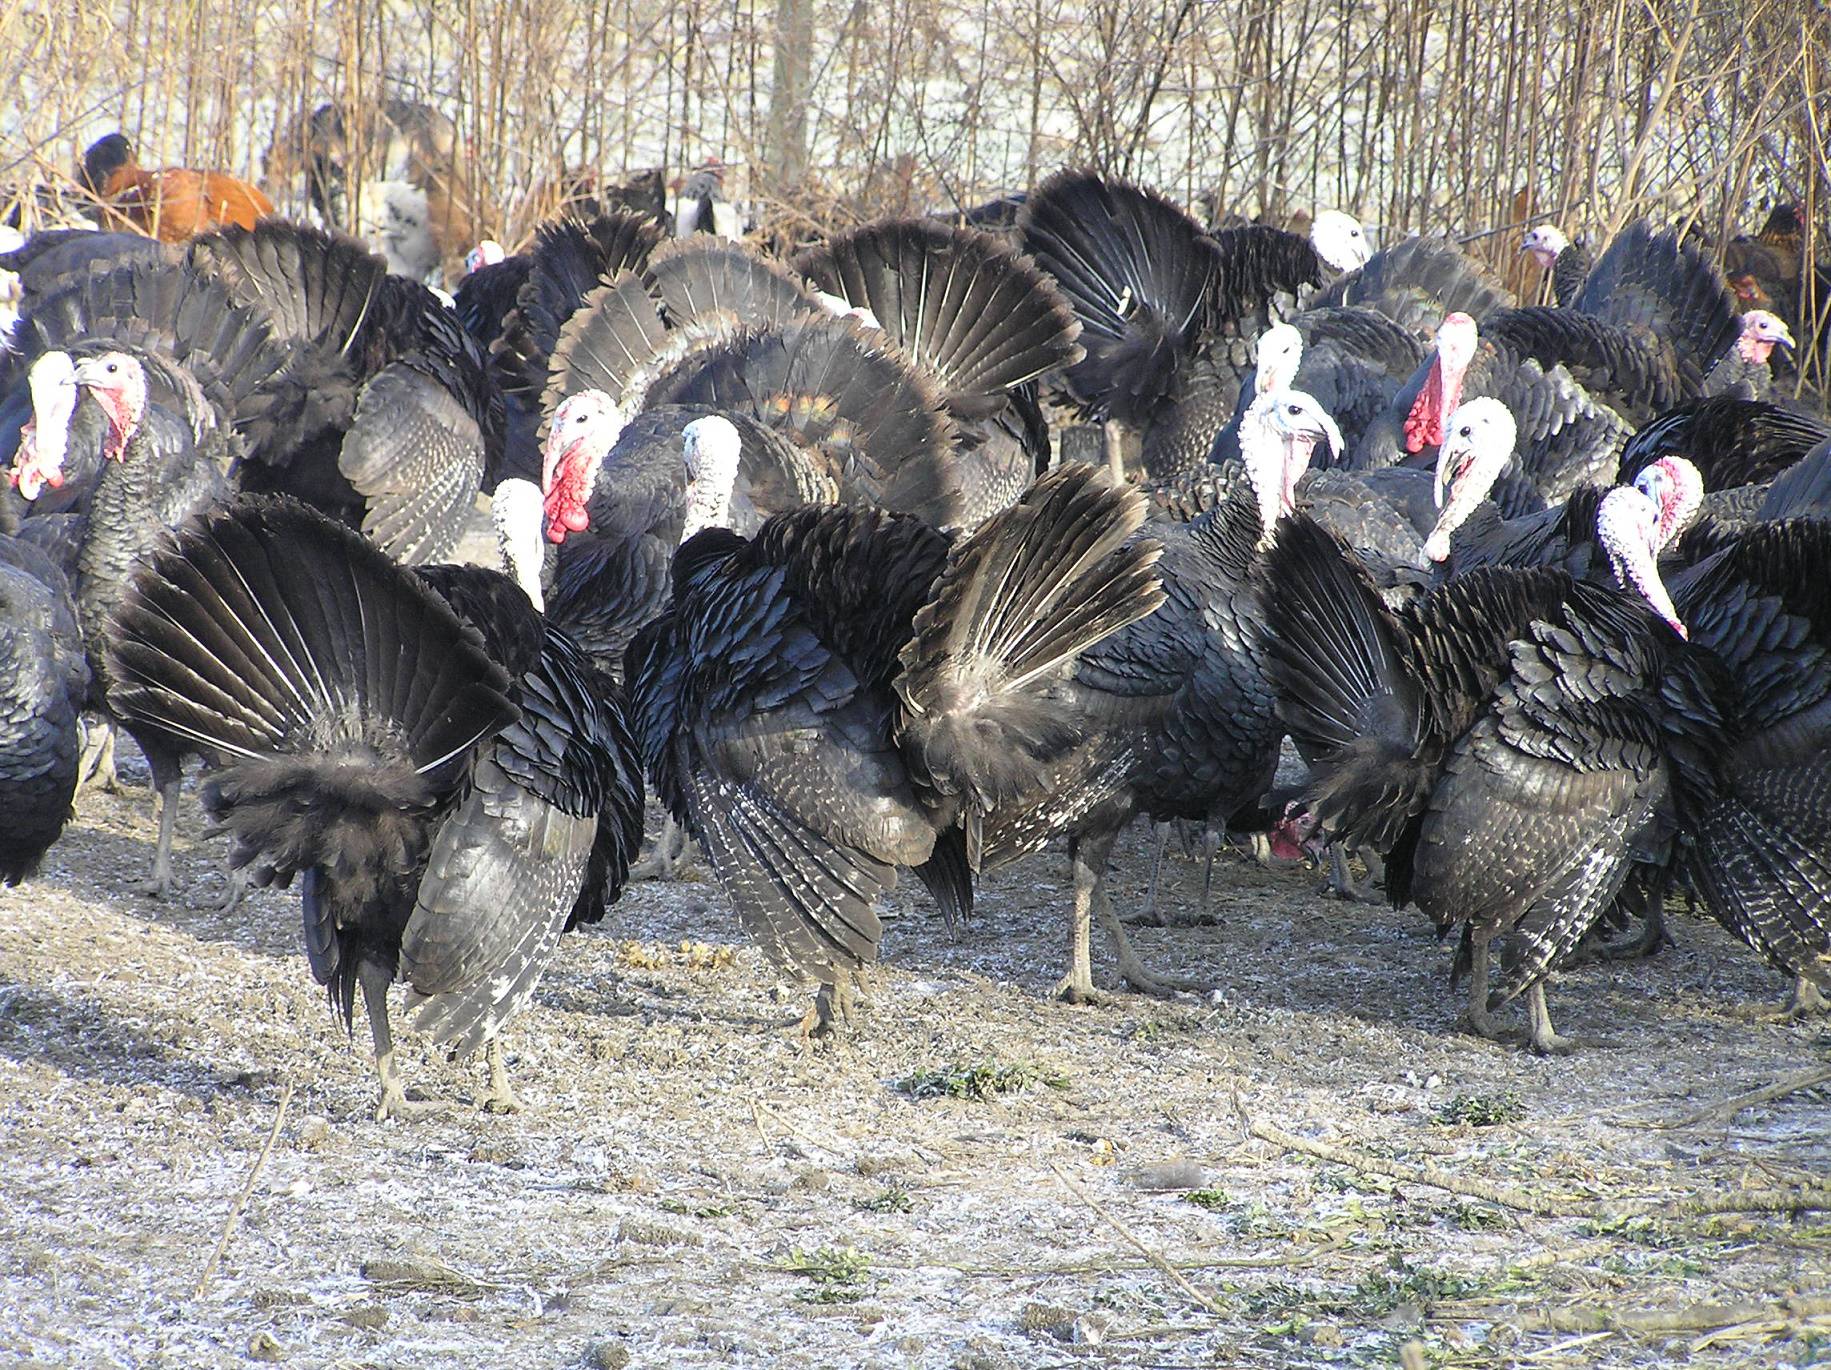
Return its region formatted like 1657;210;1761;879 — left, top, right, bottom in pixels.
195;1082;293;1298
1047;1159;1221;1315
749;1098;775;1158
756;1101;850;1160
1235;1090;1592;1217
1630;1065;1831;1130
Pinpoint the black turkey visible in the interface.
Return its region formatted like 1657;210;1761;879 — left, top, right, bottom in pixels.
1018;169;1368;479
627;462;1165;1030
107;496;644;1118
1263;493;1720;1052
0;530;89;883
184;220;504;563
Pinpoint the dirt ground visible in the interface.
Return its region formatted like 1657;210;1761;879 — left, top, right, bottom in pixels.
2;756;1828;1369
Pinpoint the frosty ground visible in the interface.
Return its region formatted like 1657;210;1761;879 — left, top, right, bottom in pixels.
2;762;1827;1369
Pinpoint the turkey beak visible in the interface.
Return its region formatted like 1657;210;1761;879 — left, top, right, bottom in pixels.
1433;442;1456;510
1773;320;1797;350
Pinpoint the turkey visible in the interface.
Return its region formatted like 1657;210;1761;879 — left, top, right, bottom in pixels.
627;461;1166;1030
8;269;291;895
452;240;530;353
0;530;89;883
987;389;1340;991
1017;169;1369;479
1484;220;1782;424
536;301;966;672
1263;492;1719;1052
793;217;1083;524
1662;518;1831;1014
184;220;504;563
1521;224;1591;305
106;494;645;1118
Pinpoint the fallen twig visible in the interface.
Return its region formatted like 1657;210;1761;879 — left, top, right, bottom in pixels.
1516;1294;1831;1337
194;1082;293;1298
1236;1092;1590;1217
755;1100;850;1160
1624;1066;1831;1130
1047;1160;1221;1315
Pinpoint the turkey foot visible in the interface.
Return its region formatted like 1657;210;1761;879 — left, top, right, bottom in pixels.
797;980;856;1039
481;1039;522;1114
1524;983;1576;1055
1318;846;1383;904
362;963;450;1122
1102;905;1206;997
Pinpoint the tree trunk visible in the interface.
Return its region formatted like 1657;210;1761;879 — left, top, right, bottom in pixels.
764;0;813;184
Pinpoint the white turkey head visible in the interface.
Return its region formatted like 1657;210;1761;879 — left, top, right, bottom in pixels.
465;240;507;274
73;351;147;464
1254;323;1304;396
681;416;741;541
542;390;626;545
1310;210;1370;272
1403;312;1478;454
1243;388;1343;548
10;351;77;500
1631;456;1704;547
491;478;547;612
1598;486;1686;639
1736;310;1795;364
1423;397;1517;562
1520;224;1570;271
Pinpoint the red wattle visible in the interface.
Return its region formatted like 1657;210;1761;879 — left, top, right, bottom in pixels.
1403;363;1446;452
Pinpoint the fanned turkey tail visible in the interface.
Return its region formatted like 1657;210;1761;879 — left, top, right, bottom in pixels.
796;217;1083;419
1017;169;1217;424
106;497;517;913
1260;514;1433;855
642;313;965;526
1572;219;1740;390
895;462;1166;862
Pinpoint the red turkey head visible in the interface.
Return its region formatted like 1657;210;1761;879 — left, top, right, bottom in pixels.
542;390;626;545
1403;312;1478;454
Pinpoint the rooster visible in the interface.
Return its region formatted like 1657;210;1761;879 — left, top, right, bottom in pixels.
79;133;272;243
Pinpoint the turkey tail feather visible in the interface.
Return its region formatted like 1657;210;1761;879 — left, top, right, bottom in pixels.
1261;515;1432;852
896;463;1164;812
107;498;517;888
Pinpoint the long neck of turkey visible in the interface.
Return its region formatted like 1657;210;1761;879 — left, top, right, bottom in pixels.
492;479;548;613
1598;488;1686;639
1240;398;1313;548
